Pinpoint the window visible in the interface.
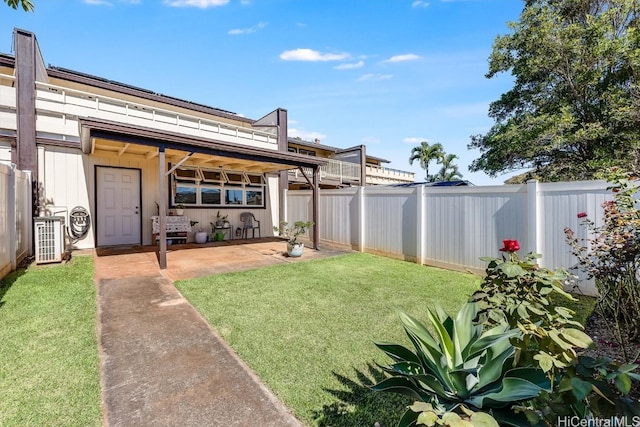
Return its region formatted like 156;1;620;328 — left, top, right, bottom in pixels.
201;169;224;184
225;187;243;205
171;165;265;208
246;174;265;186
246;189;263;206
288;147;298;153
175;184;197;204
173;167;201;182
225;172;247;185
201;187;221;205
299;149;316;156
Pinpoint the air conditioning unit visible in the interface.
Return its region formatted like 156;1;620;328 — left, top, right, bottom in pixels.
34;217;65;264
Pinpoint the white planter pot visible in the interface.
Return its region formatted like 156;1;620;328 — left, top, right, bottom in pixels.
195;231;208;244
287;242;304;257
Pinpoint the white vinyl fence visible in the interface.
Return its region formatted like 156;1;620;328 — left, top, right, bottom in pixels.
286;180;614;295
0;162;32;280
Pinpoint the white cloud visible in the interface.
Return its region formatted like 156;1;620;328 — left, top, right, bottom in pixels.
334;60;364;70
228;22;267;35
280;49;349;62
383;54;421;63
289;128;327;141
164;0;229;8
357;73;393;82
403;137;429;144
412;0;430;7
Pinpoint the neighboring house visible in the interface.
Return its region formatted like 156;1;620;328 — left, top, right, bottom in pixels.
0;29;325;265
383;180;474;188
286;137;415;190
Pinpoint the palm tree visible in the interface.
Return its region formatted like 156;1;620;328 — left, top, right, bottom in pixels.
409;142;444;181
3;0;33;11
434;153;463;182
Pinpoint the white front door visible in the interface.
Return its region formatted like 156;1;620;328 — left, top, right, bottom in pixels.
96;167;141;246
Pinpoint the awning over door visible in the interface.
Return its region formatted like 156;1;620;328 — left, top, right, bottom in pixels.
78;117;325;268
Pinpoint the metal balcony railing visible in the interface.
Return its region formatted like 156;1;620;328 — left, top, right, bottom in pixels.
0;73;279;149
289;158;361;184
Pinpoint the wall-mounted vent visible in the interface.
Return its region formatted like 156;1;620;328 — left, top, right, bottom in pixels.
34;217;65;264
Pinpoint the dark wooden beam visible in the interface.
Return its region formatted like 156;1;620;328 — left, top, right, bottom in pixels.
14;29;38;211
158;146;167;269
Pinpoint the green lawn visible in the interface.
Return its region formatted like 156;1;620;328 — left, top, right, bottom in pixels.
0;256;101;427
0;251;595;427
175;252;482;426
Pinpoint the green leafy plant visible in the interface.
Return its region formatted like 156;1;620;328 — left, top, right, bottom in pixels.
472;239;639;425
470;243;592;379
519;355;640;423
565;168;640;361
403;402;499;427
372;302;551;426
273;221;313;245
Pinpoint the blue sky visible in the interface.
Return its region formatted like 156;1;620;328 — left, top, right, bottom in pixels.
1;0;524;185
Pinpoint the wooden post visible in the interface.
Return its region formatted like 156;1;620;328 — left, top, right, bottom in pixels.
158;146;167;269
312;165;320;250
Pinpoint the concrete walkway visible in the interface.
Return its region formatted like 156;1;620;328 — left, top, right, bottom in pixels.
94;239;347;426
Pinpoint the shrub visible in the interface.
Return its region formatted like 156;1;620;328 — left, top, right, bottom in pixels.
564;168;640;362
372;302;550;426
469;244;591;379
472;240;639;424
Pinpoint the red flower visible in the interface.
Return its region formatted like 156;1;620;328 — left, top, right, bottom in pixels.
500;239;520;252
577;212;587;218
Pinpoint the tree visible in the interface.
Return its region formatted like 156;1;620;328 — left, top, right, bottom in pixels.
432;153;463;182
3;0;33;11
469;0;640;182
409;141;444;181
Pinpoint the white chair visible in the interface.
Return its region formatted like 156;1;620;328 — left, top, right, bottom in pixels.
240;212;260;239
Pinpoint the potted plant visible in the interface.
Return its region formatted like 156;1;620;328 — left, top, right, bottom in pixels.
191;221;208;244
174;203;185;216
214;210;228;227
273;220;314;257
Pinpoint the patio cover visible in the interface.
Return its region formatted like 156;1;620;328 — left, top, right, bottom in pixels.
78;117;325;268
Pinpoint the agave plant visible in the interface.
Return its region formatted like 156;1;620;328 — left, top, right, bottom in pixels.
372;302;551;426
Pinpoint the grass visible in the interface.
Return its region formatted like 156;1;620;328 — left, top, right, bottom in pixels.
175;252;482;426
0;256;101;427
0;250;597;427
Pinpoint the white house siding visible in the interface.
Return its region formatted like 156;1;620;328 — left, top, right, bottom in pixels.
38;145;158;249
0;143;11;162
37;145;280;249
0;79;16;133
